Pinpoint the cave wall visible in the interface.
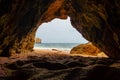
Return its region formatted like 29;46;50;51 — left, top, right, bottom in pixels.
0;0;55;56
0;0;120;58
0;0;67;56
69;0;120;58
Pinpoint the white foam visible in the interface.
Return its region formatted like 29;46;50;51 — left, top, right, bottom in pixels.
34;47;71;51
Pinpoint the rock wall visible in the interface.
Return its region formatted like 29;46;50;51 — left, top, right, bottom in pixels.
69;0;120;58
0;0;60;56
0;0;120;58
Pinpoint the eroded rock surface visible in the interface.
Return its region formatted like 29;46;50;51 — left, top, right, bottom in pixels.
69;0;120;58
1;55;120;80
70;42;107;57
0;0;120;58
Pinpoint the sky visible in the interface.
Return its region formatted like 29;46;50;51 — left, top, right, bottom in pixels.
35;17;88;43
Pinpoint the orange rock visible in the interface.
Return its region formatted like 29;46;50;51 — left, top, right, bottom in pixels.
70;42;104;56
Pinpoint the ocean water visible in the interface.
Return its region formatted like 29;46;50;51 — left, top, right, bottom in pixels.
34;43;81;50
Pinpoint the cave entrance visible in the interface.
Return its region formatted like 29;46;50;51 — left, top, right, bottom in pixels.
34;17;88;51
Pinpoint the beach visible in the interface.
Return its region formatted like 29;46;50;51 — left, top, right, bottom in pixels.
0;48;108;65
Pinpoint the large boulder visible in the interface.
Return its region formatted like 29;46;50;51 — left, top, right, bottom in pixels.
70;42;107;57
0;0;120;58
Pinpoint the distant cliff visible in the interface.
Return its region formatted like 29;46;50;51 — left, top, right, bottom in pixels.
35;38;41;43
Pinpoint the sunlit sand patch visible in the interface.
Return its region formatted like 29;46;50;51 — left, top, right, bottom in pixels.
10;48;108;60
70;52;108;58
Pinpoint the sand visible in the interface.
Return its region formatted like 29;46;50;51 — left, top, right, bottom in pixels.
0;48;107;65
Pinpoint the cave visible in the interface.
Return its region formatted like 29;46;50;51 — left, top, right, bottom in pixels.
0;0;120;58
0;0;120;79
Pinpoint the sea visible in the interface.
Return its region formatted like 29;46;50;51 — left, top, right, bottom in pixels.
34;43;81;51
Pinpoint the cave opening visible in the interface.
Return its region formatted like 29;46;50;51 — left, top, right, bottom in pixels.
34;17;88;51
0;1;119;79
33;17;107;57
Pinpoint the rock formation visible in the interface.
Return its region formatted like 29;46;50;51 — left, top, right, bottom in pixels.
70;42;107;57
1;54;120;80
35;38;41;43
0;0;120;58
